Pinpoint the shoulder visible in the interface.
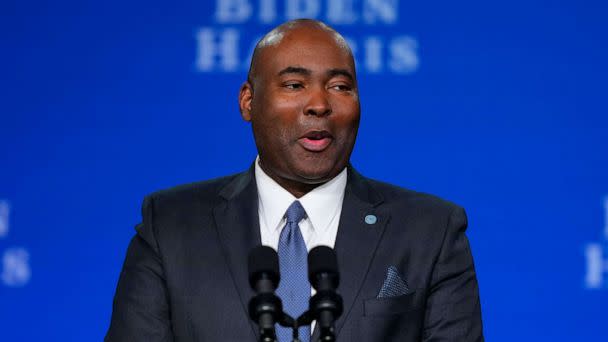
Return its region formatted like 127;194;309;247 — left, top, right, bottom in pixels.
134;171;247;243
146;173;240;206
356;173;467;238
362;175;463;215
138;171;247;225
358;175;469;256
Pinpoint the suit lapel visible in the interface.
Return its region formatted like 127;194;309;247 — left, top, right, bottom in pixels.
213;167;261;340
312;167;389;340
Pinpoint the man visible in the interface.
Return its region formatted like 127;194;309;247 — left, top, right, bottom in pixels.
106;19;483;341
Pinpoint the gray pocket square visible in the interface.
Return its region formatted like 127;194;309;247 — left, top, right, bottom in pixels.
377;266;410;298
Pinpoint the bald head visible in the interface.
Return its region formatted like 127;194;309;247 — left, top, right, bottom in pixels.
247;19;354;85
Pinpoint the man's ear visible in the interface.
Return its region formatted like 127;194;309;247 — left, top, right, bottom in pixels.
239;81;253;122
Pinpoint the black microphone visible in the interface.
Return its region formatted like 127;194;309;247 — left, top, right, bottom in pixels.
308;246;343;342
248;246;283;342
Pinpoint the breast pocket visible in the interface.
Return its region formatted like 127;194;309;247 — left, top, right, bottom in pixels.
358;292;423;341
363;291;419;316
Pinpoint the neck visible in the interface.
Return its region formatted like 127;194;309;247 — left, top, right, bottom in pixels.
258;160;323;198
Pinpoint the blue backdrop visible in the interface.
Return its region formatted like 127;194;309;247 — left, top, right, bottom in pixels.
2;0;607;340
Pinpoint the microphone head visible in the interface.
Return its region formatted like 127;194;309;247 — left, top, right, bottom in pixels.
308;246;339;289
248;246;280;290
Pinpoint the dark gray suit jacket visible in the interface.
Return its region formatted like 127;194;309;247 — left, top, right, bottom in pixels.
106;166;483;341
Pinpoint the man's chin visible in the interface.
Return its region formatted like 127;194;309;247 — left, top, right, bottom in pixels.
294;166;342;184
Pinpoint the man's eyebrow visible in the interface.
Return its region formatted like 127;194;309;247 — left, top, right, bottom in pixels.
327;68;354;81
278;66;311;76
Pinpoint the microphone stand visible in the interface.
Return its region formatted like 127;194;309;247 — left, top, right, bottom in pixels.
293;290;341;342
250;295;312;342
291;321;300;342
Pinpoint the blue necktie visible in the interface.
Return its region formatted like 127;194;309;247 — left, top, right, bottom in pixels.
276;201;310;342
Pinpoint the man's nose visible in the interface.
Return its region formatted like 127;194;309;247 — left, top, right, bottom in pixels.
304;88;332;117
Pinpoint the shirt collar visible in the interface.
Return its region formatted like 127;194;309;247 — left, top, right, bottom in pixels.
254;156;348;233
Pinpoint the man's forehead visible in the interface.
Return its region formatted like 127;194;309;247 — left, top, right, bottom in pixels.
248;20;356;83
259;29;354;73
258;21;350;51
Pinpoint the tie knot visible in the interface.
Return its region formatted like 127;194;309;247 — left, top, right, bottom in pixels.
285;201;307;224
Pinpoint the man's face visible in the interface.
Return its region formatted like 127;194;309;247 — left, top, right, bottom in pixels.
240;26;360;193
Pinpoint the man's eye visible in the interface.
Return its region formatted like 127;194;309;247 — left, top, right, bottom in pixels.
284;83;304;90
330;84;352;92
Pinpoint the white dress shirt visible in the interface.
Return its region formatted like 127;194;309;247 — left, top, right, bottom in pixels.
255;157;347;333
255;157;347;253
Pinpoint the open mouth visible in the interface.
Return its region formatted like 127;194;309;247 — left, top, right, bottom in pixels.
298;130;333;152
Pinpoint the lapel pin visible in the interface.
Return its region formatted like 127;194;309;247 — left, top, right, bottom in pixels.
364;214;377;225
